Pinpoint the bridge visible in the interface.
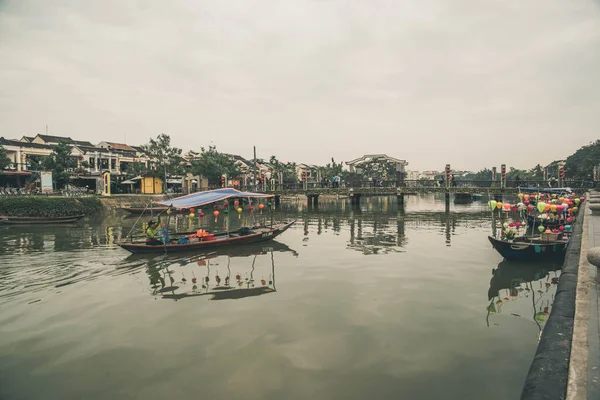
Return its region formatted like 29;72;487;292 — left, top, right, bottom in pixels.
240;179;592;208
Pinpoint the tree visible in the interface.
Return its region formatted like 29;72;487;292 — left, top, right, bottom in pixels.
42;142;77;188
564;140;600;180
0;146;10;170
140;134;183;191
124;161;149;179
190;146;240;186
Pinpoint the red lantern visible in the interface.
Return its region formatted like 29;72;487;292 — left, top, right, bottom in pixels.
190;207;195;213
509;222;515;227
199;211;205;217
214;204;219;210
515;221;521;228
234;200;239;207
527;205;534;212
249;205;254;211
559;225;565;232
181;208;187;213
580;197;585;203
223;201;229;208
566;217;573;223
524;200;530;206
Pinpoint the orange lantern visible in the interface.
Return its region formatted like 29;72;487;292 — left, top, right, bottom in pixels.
496;201;503;210
259;203;265;214
213;210;219;222
503;203;510;211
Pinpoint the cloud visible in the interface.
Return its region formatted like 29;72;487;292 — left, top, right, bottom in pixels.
1;0;599;170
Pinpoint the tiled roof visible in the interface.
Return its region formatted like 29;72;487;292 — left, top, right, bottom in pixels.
36;134;75;144
0;137;53;149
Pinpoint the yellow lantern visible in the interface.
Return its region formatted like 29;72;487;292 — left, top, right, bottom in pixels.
237;207;243;219
496;201;503;210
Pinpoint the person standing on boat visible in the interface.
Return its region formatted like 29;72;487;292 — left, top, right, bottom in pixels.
146;218;162;246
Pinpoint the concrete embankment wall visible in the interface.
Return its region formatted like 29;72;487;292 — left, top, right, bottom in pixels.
521;208;585;399
97;194;168;211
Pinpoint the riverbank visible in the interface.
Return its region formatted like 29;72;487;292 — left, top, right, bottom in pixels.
0;196;103;218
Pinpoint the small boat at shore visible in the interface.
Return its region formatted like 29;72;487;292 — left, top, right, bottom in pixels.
121;206;169;214
117;188;294;254
118;221;295;254
0;215;85;225
488;236;568;262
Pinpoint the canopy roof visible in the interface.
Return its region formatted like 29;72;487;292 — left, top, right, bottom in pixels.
157;188;273;209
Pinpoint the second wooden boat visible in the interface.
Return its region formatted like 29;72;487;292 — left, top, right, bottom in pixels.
488;236;568;262
0;215;85;225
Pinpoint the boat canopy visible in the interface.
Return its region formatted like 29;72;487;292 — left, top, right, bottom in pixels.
157;188;273;209
517;187;573;194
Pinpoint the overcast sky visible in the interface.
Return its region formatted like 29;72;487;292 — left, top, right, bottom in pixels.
1;0;599;171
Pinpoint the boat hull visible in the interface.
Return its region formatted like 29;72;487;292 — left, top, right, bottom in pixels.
0;215;85;225
488;236;568;262
118;221;295;254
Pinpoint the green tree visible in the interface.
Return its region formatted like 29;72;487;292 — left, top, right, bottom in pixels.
0;146;11;170
42;142;77;188
564;140;600;180
190;146;240;186
140;134;183;191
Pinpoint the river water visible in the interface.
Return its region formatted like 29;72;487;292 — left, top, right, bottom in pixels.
0;195;561;400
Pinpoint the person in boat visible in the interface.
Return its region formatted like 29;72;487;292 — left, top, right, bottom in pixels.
146;218;163;246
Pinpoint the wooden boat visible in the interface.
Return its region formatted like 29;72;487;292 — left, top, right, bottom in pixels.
118;221;295;254
121;206;169;214
0;214;85;225
488;236;568;262
526;215;563;229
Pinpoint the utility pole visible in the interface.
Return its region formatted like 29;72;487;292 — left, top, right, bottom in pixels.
253;146;257;190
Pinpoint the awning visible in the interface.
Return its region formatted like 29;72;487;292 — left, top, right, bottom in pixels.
131;176;144;181
167;179;182;184
121;179;137;184
157;188;273;209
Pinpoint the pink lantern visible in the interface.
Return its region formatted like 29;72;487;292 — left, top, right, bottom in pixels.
556;205;564;214
515;221;521;228
580;196;585;203
559;225;565;232
540;193;545;198
566;217;573;223
552;229;559;234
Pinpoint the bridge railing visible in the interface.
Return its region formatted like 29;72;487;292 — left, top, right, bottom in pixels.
234;179;596;192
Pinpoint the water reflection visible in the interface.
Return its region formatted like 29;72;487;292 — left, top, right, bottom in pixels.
141;241;298;301
486;261;561;334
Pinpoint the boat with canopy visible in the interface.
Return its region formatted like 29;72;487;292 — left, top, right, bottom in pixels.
117;188;295;254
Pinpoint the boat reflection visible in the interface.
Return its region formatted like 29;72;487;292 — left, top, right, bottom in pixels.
486;260;561;334
144;241;298;301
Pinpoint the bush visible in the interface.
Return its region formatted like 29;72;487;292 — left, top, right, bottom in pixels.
0;196;103;218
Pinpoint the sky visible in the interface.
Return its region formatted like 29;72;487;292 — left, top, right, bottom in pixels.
1;0;600;171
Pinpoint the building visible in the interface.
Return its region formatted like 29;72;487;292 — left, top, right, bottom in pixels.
406;170;420;181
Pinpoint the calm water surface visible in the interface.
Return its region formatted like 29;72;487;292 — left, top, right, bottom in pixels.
0;195;561;399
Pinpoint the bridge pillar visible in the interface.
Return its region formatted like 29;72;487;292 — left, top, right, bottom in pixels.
445;192;450;211
350;194;361;206
307;194;319;207
274;195;280;206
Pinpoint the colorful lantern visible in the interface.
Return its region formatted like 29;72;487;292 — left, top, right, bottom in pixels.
580;196;585;203
237;207;242;219
503;222;509;229
190;207;195;213
565;225;572;232
536;202;546;213
190;212;195;218
518;193;524;199
213;210;219;221
496;201;503;210
199;211;205;218
559;197;565;203
559;225;565;232
524;194;530;201
566;217;573;223
488;200;497;211
166;209;172;215
574;198;581;205
509;222;515;228
249;205;254;211
538;225;545;233
515;221;521;228
259;203;265;214
524;200;530;206
527;205;534;212
550;204;557;213
234;200;240;207
503;203;510;211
